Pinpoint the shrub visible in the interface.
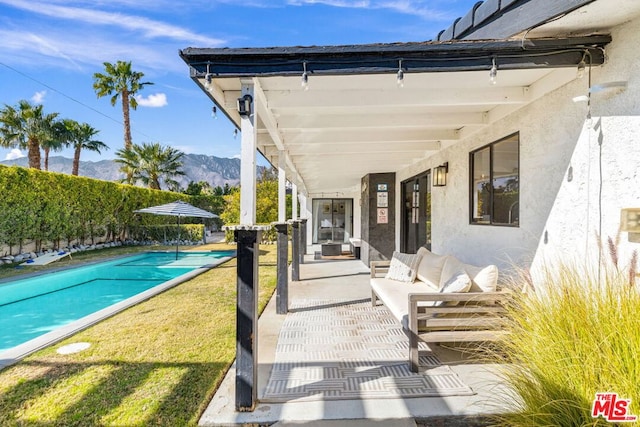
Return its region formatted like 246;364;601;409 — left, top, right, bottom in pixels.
0;165;214;253
494;259;640;426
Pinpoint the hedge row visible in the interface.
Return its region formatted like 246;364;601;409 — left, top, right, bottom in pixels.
0;165;224;254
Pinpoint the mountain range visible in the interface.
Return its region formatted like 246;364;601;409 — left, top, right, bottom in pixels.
0;154;243;189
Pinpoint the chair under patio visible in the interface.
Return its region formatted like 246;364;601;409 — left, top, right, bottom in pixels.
199;255;516;426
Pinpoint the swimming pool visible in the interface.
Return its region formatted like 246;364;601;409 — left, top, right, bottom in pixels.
0;251;234;360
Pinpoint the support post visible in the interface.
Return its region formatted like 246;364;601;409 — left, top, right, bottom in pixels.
299;192;308;251
273;222;289;314
292;182;298;220
278;152;286;223
231;226;266;412
239;81;256;226
299;218;307;265
291;220;300;281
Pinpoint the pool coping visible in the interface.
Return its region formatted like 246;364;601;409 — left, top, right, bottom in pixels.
0;251;235;370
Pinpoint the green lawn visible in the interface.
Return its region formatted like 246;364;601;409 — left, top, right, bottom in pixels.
0;243;277;426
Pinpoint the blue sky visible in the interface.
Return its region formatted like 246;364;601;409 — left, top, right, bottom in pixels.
0;0;478;164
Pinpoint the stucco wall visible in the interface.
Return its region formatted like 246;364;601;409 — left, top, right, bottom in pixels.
396;16;640;273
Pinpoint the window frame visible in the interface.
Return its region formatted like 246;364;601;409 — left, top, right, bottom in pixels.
469;132;520;227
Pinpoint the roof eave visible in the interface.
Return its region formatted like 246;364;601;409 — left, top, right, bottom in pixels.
179;35;610;79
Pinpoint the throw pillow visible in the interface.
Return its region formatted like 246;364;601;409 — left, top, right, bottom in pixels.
385;251;422;283
436;270;472;306
415;247;448;289
438;256;466;290
465;264;499;293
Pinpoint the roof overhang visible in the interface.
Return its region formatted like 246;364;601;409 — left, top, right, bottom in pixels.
180;35;610;196
443;0;640;41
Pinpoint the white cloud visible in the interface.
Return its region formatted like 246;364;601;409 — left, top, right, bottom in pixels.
135;93;168;108
171;144;198;154
232;153;242;159
0;28;182;72
0;0;225;45
286;0;450;20
31;90;47;104
5;149;26;160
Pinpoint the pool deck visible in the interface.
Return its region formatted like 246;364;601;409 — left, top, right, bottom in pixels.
199;255;516;426
0;251;234;370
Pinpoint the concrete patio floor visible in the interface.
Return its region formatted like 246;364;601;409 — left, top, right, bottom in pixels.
199;255;516;426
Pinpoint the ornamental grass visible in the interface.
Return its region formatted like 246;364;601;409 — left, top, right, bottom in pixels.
493;251;640;427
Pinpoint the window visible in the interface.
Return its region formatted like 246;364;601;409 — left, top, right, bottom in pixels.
470;133;519;226
312;199;353;243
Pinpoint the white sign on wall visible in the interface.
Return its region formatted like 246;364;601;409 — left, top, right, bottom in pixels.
377;192;388;207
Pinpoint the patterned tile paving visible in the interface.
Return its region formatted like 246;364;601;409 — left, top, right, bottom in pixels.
262;299;474;402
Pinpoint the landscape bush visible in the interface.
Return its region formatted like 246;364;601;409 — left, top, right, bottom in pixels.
494;252;639;426
0;165;222;254
220;180;293;243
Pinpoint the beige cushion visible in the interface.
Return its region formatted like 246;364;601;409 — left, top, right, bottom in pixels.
370;277;438;328
436;269;472;306
385;251;422;283
416;247;448;288
464;264;499;292
438;256;466;289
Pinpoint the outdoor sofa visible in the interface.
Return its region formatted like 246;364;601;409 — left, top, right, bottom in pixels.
370;247;511;372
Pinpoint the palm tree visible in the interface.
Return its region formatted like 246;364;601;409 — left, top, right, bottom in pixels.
0;100;59;169
62;119;109;175
115;142;185;190
41;121;69;171
92;61;152;150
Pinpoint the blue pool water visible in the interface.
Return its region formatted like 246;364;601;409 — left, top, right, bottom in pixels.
0;251;234;352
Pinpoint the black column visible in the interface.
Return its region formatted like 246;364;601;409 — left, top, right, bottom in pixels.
274;222;289;314
291;220;300;281
235;228;261;412
299;218;307;265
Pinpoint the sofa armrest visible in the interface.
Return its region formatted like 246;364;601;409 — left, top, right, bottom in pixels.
408;290;511;305
407;289;511;371
370;260;391;278
407;290;511;333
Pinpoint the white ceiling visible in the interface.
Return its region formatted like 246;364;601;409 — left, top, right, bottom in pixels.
190;0;637;197
203;67;577;196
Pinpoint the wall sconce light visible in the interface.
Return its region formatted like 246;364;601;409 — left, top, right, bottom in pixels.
237;94;253;117
433;162;448;187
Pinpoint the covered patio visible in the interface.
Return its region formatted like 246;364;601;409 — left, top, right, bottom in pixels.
199;256;514;426
179;0;640;424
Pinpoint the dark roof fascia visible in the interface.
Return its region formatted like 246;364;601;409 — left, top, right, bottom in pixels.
179;35;609;79
447;0;598;41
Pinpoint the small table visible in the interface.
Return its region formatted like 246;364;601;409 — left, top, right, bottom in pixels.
349;238;362;259
321;243;342;256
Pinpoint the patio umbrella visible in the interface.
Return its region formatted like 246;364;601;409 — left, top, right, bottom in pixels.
134;200;218;259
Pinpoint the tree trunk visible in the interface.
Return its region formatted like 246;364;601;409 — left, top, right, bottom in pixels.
44;147;50;171
122;90;132;150
72;145;82;175
27;138;41;169
122;90;133;182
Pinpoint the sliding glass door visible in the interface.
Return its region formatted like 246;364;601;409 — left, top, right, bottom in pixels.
401;172;431;253
312;199;353;244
